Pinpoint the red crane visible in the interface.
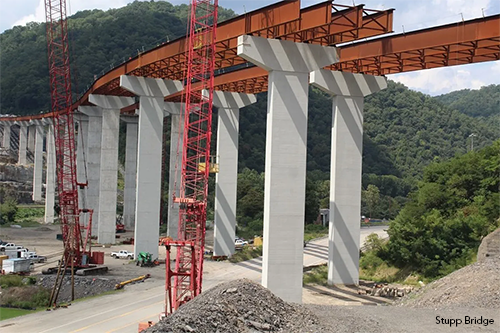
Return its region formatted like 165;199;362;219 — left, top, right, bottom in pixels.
164;0;218;314
44;0;93;305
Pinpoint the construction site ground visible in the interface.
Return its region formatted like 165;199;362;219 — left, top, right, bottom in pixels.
0;224;498;333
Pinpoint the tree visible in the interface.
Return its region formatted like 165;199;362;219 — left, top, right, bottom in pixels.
364;184;380;218
0;199;18;225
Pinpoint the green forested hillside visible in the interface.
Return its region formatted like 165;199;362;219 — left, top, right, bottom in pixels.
0;0;235;115
435;84;500;118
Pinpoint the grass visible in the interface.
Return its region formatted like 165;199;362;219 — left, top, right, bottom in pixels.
304;224;328;242
0;307;37;321
303;265;328;285
229;246;262;263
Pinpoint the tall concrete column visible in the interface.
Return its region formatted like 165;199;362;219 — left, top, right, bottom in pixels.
75;114;89;210
238;35;338;303
32;121;45;202
211;91;256;257
45;121;56;224
310;70;387;285
2;124;11;149
79;106;103;236
163;103;184;240
121;116;139;230
28;124;36;163
18;122;28;165
89;95;135;245
121;75;183;259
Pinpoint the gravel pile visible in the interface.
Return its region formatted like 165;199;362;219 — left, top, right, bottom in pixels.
399;259;500;309
145;279;323;333
37;275;120;303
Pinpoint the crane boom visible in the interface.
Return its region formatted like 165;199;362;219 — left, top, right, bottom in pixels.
165;0;218;314
44;0;92;305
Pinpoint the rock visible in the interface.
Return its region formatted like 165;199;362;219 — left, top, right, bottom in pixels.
143;279;320;333
477;227;500;262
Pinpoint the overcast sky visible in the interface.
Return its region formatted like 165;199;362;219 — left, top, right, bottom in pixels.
0;0;499;96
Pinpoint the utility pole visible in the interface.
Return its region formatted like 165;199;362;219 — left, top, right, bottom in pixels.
469;133;476;151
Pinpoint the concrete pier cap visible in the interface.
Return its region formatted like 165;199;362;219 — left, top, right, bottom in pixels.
120;75;183;260
237;34;338;303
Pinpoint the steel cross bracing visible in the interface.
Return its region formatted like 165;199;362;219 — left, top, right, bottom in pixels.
44;0;92;305
165;0;218;315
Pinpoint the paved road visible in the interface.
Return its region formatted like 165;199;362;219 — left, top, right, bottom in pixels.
0;226;387;333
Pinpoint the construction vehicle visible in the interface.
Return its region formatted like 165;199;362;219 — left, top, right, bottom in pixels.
116;216;126;233
163;0;219;316
43;0;106;305
136;252;157;267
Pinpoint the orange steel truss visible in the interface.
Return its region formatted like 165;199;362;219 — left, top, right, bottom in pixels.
1;1;499;123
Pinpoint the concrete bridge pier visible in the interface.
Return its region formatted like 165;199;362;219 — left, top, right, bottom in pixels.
17;122;28;165
44;120;56;224
211;91;256;257
164;102;184;240
89;95;135;245
310;70;387;285
237;35;338;303
2;123;11;149
32;120;45;202
75;114;89;212
120;75;183;260
28;124;36;163
121;116;139;231
79;106;103;236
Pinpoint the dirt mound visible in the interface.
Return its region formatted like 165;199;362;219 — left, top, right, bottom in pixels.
37;275;120;303
399;260;500;309
145;279;322;333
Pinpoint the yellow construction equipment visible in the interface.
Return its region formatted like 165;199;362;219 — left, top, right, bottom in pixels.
115;274;151;290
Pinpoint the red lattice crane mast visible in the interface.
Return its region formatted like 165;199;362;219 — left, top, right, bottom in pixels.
44;0;93;305
164;0;218;314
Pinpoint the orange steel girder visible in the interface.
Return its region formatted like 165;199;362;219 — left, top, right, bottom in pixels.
331;15;500;75
89;0;393;98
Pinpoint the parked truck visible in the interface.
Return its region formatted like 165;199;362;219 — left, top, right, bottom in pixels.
111;250;134;259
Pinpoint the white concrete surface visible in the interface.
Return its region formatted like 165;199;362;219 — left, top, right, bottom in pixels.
79;106;103;236
44;122;56;224
89;94;135;245
27;124;36;160
75;115;89;212
164;102;184;239
32;122;44;201
212;91;257;257
237;35;338;303
18;122;28;165
310;70;387;285
120;75;183;259
122;116;138;230
2;123;11;148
